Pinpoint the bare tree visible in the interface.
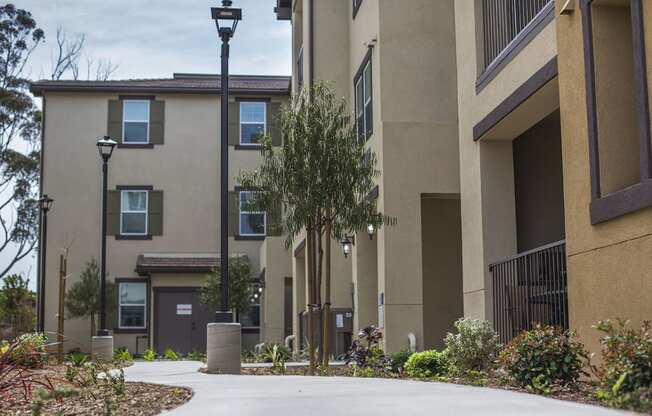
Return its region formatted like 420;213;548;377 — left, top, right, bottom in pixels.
94;58;119;81
50;27;85;81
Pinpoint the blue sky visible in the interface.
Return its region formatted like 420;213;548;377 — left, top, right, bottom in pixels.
1;0;291;287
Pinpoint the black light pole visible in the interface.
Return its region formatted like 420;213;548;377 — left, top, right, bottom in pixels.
211;0;241;323
96;137;117;336
37;194;53;332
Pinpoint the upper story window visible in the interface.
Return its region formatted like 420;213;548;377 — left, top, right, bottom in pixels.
121;190;148;235
118;281;146;329
353;0;363;18
354;51;373;143
123;100;150;144
239;191;266;236
240;102;267;145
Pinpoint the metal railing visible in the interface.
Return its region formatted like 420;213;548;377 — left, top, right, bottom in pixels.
490;240;568;344
482;0;552;70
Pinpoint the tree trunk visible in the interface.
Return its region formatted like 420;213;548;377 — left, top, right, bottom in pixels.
90;313;96;342
316;222;324;366
306;225;316;375
322;222;332;368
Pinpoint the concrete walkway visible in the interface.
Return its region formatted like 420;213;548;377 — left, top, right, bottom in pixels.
125;361;627;416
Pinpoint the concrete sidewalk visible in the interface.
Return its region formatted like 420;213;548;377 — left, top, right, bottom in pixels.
125;361;627;416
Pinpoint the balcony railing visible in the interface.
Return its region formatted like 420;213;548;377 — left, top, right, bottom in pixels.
490;240;568;344
482;0;552;70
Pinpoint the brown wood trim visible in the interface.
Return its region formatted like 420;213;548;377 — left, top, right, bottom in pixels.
113;277;150;334
293;238;306;258
32;86;290;96
118;95;156;101
235;97;271;102
117;144;155;149
115;234;153;241
234;235;266;241
473;57;558;141
234;144;263;151
116;185;154;191
631;0;652;181
476;1;555;94
138;267;213;275
590;179;652;224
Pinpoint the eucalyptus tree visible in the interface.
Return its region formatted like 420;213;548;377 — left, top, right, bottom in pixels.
240;82;390;373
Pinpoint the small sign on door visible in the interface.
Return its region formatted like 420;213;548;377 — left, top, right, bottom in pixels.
176;304;192;315
336;314;344;328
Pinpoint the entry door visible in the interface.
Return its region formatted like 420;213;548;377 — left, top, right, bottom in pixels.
154;288;213;354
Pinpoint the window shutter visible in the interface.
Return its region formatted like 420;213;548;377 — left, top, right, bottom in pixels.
107;190;121;236
267;200;283;236
107;100;123;144
149;101;165;145
108;282;119;330
228;191;239;236
268;102;282;146
148;190;163;236
228;102;240;145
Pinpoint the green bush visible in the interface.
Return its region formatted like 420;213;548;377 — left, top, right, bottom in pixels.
163;348;181;361
593;319;652;413
113;347;133;363
258;343;291;364
187;350;207;362
65;351;88;367
499;325;587;389
404;350;449;379
444;318;501;373
389;350;413;375
10;332;48;368
142;348;156;362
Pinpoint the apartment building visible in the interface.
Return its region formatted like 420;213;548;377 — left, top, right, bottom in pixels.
455;0;651;351
275;0;463;354
30;74;292;354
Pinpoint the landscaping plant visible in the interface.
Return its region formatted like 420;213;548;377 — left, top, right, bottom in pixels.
258;343;291;364
199;255;252;319
592;319;652;412
0;274;36;339
389;350;414;376
9;332;48;369
444;317;501;373
186;350;207;362
404;350;450;379
499;324;588;389
163;348;181;361
142;348;157;362
66;351;89;367
268;344;288;375
113;347;133;364
344;326;392;377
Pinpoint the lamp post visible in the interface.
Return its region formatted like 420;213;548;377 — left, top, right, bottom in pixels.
340;235;355;259
37;194;53;333
211;0;241;323
96;137;116;337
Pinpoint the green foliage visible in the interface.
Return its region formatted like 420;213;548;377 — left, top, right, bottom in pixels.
404;350;450;379
241;349;256;363
389;350;413;375
65;351;88;367
0;274;35;338
142;348;157;362
444;318;501;373
163;348;181;361
31;387;79;416
592;319;652;412
186;350;206;362
10;332;47;368
65;259;117;337
113;347;133;363
0;5;44;277
199;255;251;316
257;343;291;364
267;344;288;375
345;326;392;376
499;325;588;389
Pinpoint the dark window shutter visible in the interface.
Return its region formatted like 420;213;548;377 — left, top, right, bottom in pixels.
107;100;123;144
107;190;121;235
267;200;283;236
228;102;240;145
108;282;119;330
268;102;282;146
149;101;165;145
148;190;163;236
228;191;239;236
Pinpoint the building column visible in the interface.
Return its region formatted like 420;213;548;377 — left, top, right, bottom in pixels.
351;231;378;335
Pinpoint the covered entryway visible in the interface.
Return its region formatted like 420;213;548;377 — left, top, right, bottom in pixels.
154;288;213;354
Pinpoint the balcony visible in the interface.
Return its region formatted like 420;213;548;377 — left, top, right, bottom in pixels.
490;240;568;344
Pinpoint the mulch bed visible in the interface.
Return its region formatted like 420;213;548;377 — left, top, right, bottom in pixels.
1;364;192;416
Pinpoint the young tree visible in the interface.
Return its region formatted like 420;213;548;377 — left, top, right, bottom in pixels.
65;259;116;338
240;83;391;373
0;274;35;338
0;4;44;277
199;255;252;319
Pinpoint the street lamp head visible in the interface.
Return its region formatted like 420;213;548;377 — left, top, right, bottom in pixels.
211;2;242;40
39;194;54;212
340;236;354;259
367;224;375;240
96;136;117;161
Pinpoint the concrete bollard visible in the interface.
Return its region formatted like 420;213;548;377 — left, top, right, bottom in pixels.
91;336;114;362
207;323;241;374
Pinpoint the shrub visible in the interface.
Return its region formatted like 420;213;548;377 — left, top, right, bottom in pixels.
499;325;587;389
258;343;291;364
142;348;156;362
444;318;501;373
163;348;181;361
593;319;652;412
389;350;413;375
65;351;88;367
113;347;133;363
404;350;449;379
10;332;48;368
186;350;207;362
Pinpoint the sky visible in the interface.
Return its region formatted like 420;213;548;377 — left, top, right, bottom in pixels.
1;0;292;288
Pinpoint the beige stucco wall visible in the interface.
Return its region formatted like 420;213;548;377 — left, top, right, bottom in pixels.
42;91;287;353
455;0;557;323
555;0;652;353
259;237;291;344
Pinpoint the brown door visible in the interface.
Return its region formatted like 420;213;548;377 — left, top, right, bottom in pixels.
154;288;213;354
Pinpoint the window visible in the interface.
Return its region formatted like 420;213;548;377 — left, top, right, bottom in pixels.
123;100;150;144
239;191;266;236
240;102;266;145
353;0;363;18
354;51;373;143
118;282;146;329
121;190;148;235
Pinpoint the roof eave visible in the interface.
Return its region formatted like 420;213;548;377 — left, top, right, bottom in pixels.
30;84;290;97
